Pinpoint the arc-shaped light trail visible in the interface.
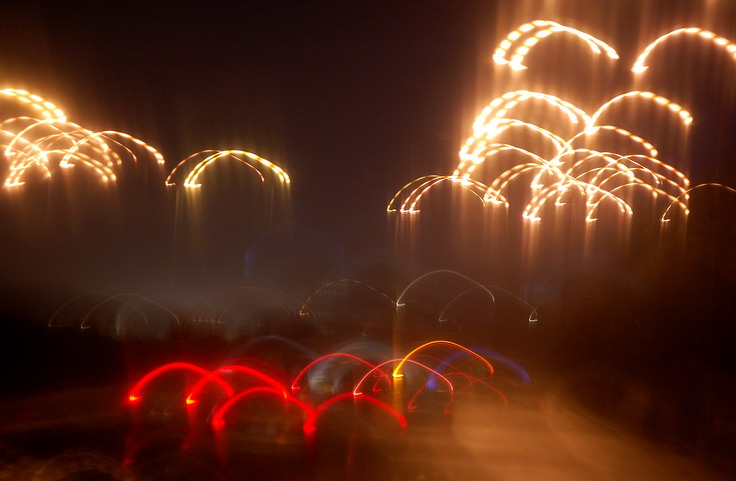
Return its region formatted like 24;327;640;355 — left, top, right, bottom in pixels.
165;149;290;188
391;340;495;379
455;143;549;179
586;182;689;221
633;28;736;73
352;358;455;413
0;89;66;121
523;179;632;222
462;119;572;163
483;162;553;205
186;365;288;405
3;119;118;186
291;353;382;393
304;392;407;434
493;20;619;70
127;342;541;431
386;175;493;213
211;386;312;430
660;183;736;222
569;126;659;157
395;270;496;310
590;91;692;127
79;293;180;331
437;285;495;323
127;362;231;404
0;95;167;187
96;131;166;166
392;85;695;222
470;91;590;132
298;280;395;318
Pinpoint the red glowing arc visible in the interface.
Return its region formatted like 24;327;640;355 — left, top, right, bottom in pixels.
291;352;385;393
303;392;408;434
211;387;313;431
186;365;287;405
127;362;232;404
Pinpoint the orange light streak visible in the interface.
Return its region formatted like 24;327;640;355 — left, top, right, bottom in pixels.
165;149;290;188
0;89;66;121
386;175;493;213
391;340;494;379
493;20;619;70
633;28;736;73
660;183;736;222
590;91;692;126
569;126;659;157
352;358;455;413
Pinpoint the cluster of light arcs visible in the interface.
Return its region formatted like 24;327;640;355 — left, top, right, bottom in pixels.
126;340;540;440
0;89;289;190
389;23;736;223
0;89;165;187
